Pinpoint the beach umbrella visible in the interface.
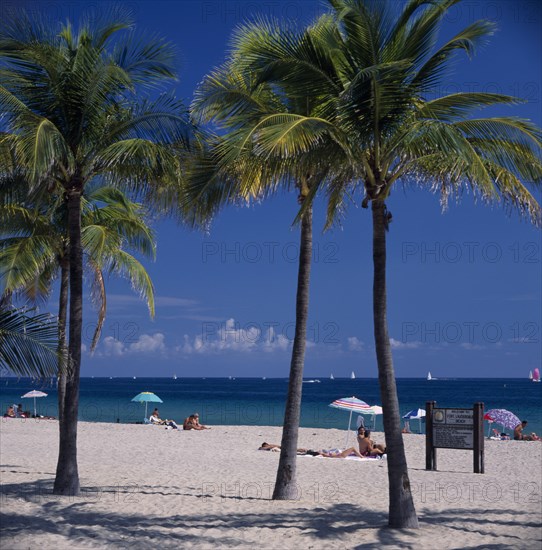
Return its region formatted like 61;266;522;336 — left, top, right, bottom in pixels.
131;391;163;420
21;390;48;417
484;409;520;434
329;396;371;446
357;405;383;430
403;408;426;433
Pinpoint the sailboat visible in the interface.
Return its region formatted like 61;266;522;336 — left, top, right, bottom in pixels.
173;374;177;380
351;371;356;380
533;368;541;383
427;371;433;381
330;373;334;380
529;370;533;380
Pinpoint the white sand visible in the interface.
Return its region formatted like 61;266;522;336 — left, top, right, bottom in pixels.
1;418;541;549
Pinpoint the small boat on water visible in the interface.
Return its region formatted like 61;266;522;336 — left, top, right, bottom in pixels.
330;373;334;380
351;371;356;380
533;368;541;383
529;370;533;380
173;374;177;380
427;371;437;381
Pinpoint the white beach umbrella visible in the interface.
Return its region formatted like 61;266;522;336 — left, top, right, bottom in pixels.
357;405;383;430
21;390;48;417
403;408;426;433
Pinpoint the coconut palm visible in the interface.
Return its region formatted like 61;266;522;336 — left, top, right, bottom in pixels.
209;0;542;527
190;30;355;498
0;182;156;422
0;10;192;495
0;306;59;378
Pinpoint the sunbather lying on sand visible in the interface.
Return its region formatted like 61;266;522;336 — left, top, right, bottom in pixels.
259;443;367;459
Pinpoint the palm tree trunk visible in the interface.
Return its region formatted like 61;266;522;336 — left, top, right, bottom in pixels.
372;199;418;528
273;201;312;500
57;255;69;424
53;187;83;496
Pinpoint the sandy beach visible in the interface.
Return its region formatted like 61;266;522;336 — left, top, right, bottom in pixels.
1;418;541;549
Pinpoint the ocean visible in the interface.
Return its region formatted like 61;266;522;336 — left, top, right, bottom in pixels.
1;377;540;435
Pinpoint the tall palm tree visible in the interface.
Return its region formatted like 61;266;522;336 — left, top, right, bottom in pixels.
190;34;353;498
0;306;59;378
0;182;157;422
217;0;542;526
0;10;192;495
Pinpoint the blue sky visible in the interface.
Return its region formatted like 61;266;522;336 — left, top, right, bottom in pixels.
10;0;542;378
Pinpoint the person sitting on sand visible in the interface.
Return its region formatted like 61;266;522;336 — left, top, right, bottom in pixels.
150;408;180;430
15;404;29;418
358;428;386;456
514;421;533;441
183;413;210;430
4;405;16;418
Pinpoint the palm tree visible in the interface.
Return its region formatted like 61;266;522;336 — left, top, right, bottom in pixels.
0;10;192;495
0;182;156;422
0;306;59;378
190;34;353;498
217;0;542;526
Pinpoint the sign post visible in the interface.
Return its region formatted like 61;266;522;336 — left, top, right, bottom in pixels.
425;401;484;474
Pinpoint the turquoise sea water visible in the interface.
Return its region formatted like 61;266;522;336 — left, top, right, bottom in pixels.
1;377;540;435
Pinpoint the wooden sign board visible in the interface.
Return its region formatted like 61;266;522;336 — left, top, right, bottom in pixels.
425;401;484;474
433;408;474;449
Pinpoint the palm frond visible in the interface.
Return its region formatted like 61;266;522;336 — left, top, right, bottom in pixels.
420;93;522;122
0;307;59;378
106;250;155;318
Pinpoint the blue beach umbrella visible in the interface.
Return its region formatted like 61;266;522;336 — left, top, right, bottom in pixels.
403;408;426;433
131;391;163;420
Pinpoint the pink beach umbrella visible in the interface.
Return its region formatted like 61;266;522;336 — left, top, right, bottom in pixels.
484;409;521;436
21;390;48;417
329;396;371;446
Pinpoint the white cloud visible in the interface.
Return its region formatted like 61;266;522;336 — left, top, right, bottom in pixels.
390;338;421;349
347;336;364;352
459;342;485;350
100;333;166;357
108;294;199;309
129;333;166;353
103;336;126;356
177;318;290;354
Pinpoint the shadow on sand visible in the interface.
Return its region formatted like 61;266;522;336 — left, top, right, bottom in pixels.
0;479;537;549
